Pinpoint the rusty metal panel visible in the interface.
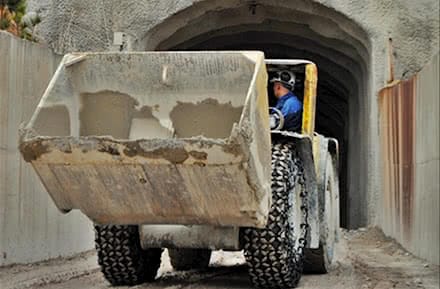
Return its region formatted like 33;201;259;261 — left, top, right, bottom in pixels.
379;53;439;265
379;77;416;244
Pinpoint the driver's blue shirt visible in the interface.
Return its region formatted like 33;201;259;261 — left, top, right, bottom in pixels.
275;91;303;132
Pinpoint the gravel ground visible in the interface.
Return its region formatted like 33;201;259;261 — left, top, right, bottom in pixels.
1;228;438;289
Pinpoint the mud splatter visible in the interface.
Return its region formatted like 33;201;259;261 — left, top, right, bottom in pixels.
122;141;189;164
19;140;51;162
188;150;208;160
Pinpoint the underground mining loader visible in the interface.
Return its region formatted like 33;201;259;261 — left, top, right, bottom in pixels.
19;51;340;288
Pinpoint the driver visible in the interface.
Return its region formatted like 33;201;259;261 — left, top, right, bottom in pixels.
270;70;303;132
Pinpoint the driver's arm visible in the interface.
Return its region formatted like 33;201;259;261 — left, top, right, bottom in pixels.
280;97;302;116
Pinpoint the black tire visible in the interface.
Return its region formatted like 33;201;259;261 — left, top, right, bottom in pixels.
94;225;162;286
304;246;329;274
168;248;212;270
243;141;308;289
304;152;338;274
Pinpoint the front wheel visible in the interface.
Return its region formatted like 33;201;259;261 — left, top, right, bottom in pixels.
94;225;162;286
242;141;309;289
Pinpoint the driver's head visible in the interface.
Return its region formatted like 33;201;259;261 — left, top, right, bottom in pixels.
270;70;295;99
272;82;290;99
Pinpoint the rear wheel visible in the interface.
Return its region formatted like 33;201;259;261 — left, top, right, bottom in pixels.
168;248;212;270
94;225;162;286
243;141;309;289
304;152;339;273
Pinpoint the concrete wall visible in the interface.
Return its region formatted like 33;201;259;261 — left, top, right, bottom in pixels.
413;53;439;264
378;53;439;265
0;31;94;266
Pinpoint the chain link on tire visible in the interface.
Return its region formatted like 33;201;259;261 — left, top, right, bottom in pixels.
243;141;309;289
94;225;162;286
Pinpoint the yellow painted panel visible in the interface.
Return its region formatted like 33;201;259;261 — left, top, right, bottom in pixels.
302;64;318;136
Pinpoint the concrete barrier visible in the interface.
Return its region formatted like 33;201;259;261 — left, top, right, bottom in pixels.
379;53;439;264
0;32;94;266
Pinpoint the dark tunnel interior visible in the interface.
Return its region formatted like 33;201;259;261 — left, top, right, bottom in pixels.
146;2;372;228
171;40;350;227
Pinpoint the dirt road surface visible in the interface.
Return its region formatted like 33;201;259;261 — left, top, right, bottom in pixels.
1;229;439;289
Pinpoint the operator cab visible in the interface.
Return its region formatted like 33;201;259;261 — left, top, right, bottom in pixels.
265;59;318;136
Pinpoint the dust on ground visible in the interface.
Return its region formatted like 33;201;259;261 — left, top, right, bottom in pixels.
1;228;438;289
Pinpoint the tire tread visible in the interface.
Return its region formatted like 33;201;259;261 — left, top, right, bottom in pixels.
94;225;162;286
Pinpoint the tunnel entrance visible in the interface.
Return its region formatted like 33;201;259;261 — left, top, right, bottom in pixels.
142;1;372;228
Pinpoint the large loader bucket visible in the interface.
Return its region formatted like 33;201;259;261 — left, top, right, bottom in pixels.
19;51;272;228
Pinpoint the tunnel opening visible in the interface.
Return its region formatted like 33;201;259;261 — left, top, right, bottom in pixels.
142;0;372;228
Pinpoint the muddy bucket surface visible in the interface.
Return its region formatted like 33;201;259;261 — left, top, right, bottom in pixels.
19;51;272;227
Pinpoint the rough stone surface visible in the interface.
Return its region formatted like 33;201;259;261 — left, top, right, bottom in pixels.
27;1;439;78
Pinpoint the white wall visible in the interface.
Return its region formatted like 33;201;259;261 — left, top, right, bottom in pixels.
378;53;439;265
412;53;439;264
0;32;94;266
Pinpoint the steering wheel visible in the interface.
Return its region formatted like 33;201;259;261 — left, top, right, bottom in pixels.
269;107;285;130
